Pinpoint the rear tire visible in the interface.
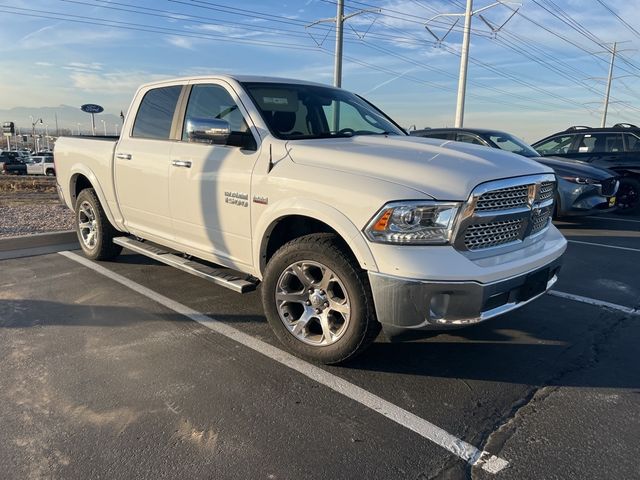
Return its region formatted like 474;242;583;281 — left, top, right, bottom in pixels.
75;188;122;260
261;233;380;364
615;177;640;215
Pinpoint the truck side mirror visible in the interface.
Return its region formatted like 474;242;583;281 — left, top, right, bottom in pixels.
186;117;231;145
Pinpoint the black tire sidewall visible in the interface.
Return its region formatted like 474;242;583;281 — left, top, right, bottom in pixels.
262;235;376;364
74;188;123;260
616;177;640;215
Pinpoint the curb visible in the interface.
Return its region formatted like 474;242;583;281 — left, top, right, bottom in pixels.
0;230;79;260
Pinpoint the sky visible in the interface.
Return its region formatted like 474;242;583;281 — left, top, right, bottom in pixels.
1;0;640;140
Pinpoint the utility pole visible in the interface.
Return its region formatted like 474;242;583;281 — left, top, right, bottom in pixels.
425;1;519;127
307;2;379;88
455;0;473;128
602;41;617;128
334;0;344;88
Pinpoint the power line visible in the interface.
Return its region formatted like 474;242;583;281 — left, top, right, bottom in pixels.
595;0;640;40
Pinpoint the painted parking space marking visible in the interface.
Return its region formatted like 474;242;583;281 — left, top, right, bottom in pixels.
59;250;508;474
568;239;640;253
586;216;640;224
548;290;639;316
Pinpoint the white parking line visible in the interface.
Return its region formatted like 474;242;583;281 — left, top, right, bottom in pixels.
587;216;640;224
548;290;639;315
59;250;508;474
568;239;640;253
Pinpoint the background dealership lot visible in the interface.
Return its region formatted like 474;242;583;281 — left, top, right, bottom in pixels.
1;211;638;479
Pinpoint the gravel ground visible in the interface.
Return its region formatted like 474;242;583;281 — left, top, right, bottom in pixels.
0;189;75;238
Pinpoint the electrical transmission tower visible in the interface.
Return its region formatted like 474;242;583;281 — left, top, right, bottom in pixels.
425;1;520;127
307;0;379;87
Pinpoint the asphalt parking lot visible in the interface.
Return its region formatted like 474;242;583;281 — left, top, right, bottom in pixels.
1;214;639;480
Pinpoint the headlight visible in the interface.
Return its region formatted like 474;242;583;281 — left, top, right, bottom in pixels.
559;175;600;185
364;201;461;244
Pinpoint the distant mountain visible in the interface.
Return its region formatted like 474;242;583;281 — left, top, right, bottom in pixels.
0;105;123;135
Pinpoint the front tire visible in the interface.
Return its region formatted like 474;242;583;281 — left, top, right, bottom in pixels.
75;188;122;260
615;177;640;215
261;233;380;364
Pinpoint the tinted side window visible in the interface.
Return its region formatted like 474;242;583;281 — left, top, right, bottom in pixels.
132;86;182;140
534;135;575;155
576;133;623;153
456;133;485;145
182;84;249;140
625;133;640;152
415;131;454;140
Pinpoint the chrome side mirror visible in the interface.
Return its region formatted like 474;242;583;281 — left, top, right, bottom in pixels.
186;117;231;145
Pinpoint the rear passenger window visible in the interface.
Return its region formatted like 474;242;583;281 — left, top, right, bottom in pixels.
456;133;485;145
625;133;640;152
576;133;623;153
132;86;182;140
417;132;454;140
534;135;575;155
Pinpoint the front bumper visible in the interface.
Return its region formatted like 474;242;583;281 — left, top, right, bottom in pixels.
369;256;562;335
557;180;617;216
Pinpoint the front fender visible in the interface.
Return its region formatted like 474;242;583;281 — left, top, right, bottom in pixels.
253;197;378;278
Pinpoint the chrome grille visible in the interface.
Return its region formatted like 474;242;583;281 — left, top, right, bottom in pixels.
455;174;556;253
530;206;552;235
538;181;554;201
475;185;529;212
464;219;524;250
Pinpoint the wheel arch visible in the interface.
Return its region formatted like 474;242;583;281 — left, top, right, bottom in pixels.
68;166;120;229
254;200;378;279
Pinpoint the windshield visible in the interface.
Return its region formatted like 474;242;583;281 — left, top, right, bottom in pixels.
242;82;405;140
486;132;540;158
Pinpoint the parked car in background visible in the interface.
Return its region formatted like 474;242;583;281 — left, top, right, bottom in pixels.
411;128;619;218
532;124;640;214
27;155;56;176
0;151;27;175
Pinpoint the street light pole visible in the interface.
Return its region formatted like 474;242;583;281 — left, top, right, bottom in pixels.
101;119;107;136
30;115;43;152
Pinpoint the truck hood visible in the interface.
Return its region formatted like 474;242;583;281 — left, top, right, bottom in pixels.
286;135;551;200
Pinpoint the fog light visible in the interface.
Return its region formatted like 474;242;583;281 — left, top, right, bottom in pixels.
429;294;450;320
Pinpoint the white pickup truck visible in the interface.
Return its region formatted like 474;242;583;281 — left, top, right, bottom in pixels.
55;75;566;364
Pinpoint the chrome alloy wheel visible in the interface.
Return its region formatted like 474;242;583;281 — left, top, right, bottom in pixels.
275;261;351;346
78;200;98;249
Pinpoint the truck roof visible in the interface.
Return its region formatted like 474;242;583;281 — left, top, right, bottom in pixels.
139;74;331;90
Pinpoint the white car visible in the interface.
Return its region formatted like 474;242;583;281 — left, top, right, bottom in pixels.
26;155;55;176
54;75;566;363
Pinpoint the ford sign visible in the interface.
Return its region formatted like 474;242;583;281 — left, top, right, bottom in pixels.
81;104;104;114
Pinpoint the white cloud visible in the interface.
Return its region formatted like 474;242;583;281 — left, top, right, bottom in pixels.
166;36;196;49
18;26;126;50
69;70;170;94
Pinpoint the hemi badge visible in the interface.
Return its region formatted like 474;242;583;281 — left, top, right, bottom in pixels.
253;195;268;205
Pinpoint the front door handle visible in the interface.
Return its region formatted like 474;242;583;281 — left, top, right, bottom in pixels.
116;153;132;160
171;160;192;168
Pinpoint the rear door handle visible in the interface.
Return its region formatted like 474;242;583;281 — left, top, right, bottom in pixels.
116;153;132;160
172;160;192;168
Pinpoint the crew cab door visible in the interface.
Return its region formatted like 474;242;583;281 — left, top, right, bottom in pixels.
168;81;260;270
114;83;184;241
